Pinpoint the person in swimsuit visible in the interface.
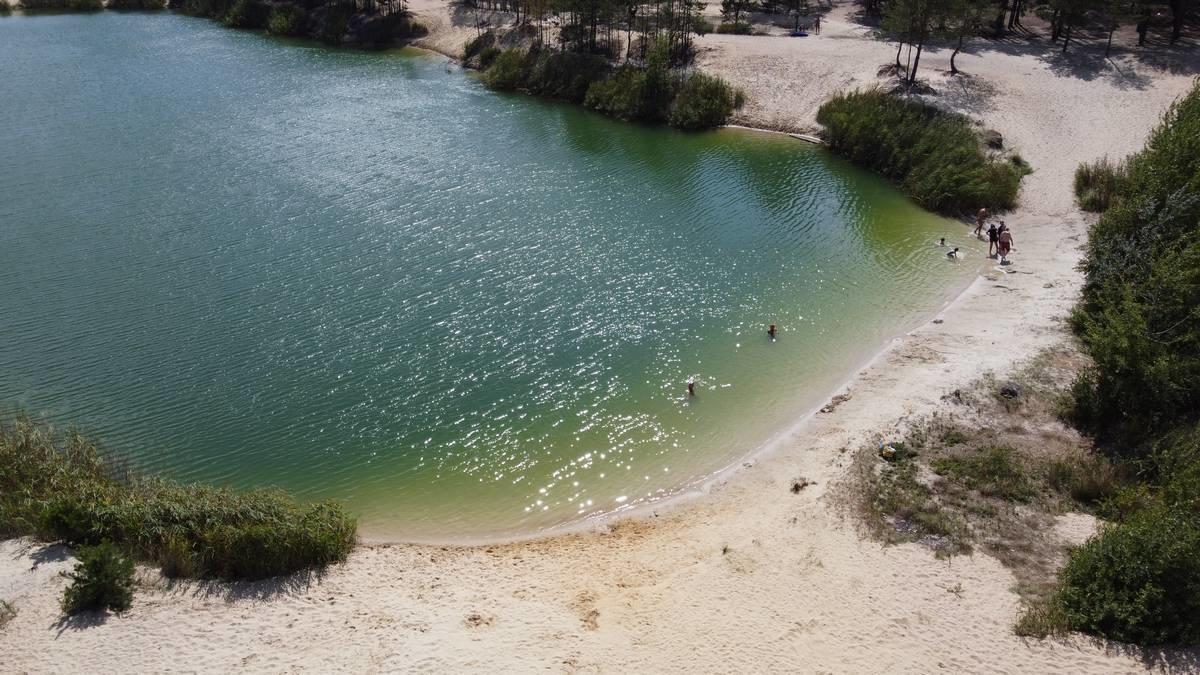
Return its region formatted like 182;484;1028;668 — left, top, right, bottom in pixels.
939;237;946;247
768;324;777;339
987;224;999;257
947;247;960;259
997;226;1014;263
687;379;696;397
975;207;988;237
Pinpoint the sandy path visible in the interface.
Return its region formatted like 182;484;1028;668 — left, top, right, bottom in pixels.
4;2;1200;672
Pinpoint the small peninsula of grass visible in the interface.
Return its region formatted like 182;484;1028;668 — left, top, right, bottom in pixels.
816;89;1029;214
0;416;357;582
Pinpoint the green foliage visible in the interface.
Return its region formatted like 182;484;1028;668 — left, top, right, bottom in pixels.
1071;83;1200;452
1056;505;1200;645
106;0;167;9
1074;156;1128;212
61;541;134;616
67;0;104;9
463;30;496;64
267;4;307;36
715;21;752;34
525;51;610;104
932;445;1035;502
0;600;15;629
668;72;746;130
319;4;352;45
864;452;972;554
0;417;357;581
816;89;1028;214
224;0;269;29
481;48;532;91
477;46;501;68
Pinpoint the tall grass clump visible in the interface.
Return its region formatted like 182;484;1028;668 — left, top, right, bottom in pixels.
0;417;357;581
816;89;1029;214
1074;156;1129;212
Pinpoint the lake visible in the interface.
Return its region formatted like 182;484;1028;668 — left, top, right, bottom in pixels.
0;12;976;540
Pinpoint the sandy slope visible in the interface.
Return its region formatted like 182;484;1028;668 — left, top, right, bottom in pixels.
4;2;1200;672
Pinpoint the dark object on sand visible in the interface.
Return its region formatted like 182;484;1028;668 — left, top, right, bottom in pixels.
999;382;1023;399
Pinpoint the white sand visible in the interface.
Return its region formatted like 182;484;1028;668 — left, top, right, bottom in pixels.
4;2;1200;671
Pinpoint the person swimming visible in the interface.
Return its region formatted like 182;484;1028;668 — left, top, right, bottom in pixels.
687;379;695;397
768;324;777;339
947;247;960;259
938;237;946;247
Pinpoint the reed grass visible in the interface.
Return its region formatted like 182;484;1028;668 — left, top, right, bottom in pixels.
816;89;1029;214
0;416;357;581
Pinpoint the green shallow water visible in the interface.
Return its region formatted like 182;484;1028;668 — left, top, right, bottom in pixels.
0;12;979;540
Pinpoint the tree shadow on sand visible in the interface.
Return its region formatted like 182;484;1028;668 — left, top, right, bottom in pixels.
14;542;73;571
158;566;329;603
51;609;111;637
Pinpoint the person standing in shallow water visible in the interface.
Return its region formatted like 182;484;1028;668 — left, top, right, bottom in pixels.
974;207;989;237
687;379;695;397
768;324;777;340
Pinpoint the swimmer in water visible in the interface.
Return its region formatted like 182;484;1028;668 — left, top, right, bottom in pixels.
947;247;960;259
939;237;946;247
687;379;696;397
768;324;777;339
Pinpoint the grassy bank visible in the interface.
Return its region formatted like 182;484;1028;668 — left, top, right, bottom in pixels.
473;39;745;131
816;89;1029;214
0;416;357;581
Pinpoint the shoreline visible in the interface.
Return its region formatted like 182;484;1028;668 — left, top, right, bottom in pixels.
6;1;1200;671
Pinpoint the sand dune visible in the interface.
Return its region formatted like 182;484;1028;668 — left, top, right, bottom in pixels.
5;2;1200;672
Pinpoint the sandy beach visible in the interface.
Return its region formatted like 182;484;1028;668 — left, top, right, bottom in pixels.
4;2;1200;672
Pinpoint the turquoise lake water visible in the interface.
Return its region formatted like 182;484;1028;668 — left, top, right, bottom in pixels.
0;12;978;540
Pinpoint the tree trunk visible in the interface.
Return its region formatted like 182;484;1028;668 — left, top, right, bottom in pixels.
951;33;963;75
908;39;923;85
895;40;903;71
1062;24;1071;53
1007;0;1019;30
1106;26;1115;57
1050;10;1060;42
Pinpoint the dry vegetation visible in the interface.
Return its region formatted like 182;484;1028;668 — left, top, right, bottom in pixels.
844;347;1120;622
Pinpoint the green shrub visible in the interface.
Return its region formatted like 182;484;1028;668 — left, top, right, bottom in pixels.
715;21;752;34
67;0;103;9
224;0;269;28
1056;505;1200;645
692;17;715;35
319;4;352;45
816;89;1029;213
0;2;11;14
478;46;501;69
1;417;357;582
668;72;745;130
525;51;610;104
0;600;15;628
481;48;532;91
107;0;167;8
1074;156;1128;212
463;30;496;63
932;445;1035;502
267;4;307;36
1072;83;1200;451
61;541;134;615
